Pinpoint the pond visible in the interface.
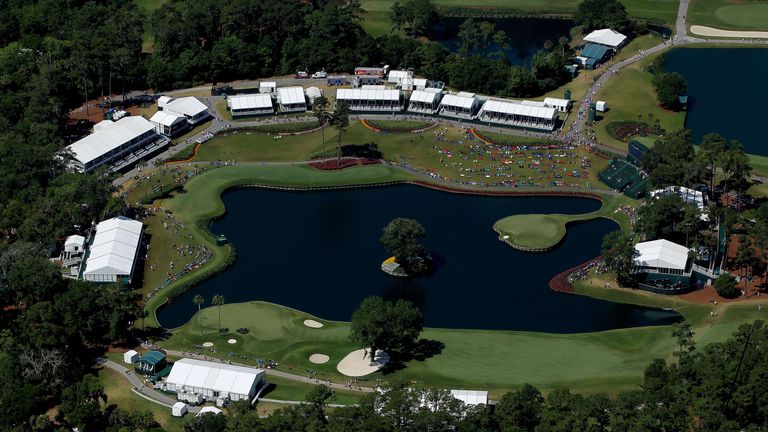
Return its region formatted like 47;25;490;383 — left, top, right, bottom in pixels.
157;185;680;332
431;17;574;66
664;48;768;156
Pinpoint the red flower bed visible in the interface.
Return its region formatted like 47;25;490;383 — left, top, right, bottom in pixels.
308;158;381;170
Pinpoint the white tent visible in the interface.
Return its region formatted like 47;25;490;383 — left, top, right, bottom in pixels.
123;350;139;364
305;86;323;104
227;94;274;117
172;402;188;417
634;239;690;272
336;88;401;111
387;70;412;84
82;216;143;283
166;358;266;402
584;28;627;48
408;89;443;113
196;406;222;417
64;235;85;254
438;93;480;118
450;390;488;406
277;86;307;112
163;97;209;124
259;81;277;93
543;97;572;112
150;111;188;136
478;99;558;130
66;116;157;173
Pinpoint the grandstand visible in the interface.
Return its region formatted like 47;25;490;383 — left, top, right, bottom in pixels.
598;159;647;198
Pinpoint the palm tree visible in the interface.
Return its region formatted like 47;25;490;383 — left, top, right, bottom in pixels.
193;294;205;336
330;100;351;166
140;309;149;331
312;95;330;159
212;294;225;333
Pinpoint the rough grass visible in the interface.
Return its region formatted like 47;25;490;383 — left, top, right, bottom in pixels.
593;52;686;152
99;367;184;432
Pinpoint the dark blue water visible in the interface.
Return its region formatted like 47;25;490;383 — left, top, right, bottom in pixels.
664;48;768;156
157;185;680;332
432;17;574;66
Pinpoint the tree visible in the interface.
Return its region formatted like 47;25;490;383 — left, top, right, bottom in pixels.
349;296;423;360
380;217;428;273
641;129;701;188
330;100;351;165
652;72;687;109
601;231;636;286
312;95;330;159
60;375;107;431
185;412;227;432
697;133;727;200
193;294;205;336
671;321;696;359
714;273;740;298
495;383;543;431
457;19;509;59
720;140;751;199
212;294;225;333
574;0;630;32
391;0;437;37
734;236;756;290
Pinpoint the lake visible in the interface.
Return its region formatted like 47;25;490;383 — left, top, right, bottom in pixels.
157;185;679;331
664;48;768;156
431;17;574;66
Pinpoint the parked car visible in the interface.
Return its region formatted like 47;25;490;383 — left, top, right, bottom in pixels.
312;70;327;79
294;71;309;79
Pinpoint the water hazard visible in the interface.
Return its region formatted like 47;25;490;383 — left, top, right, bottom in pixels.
157;185;680;332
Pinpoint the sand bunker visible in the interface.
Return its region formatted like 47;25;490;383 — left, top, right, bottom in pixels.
336;348;389;377
309;354;330;364
202;342;214;347
303;319;323;328
227;339;237;344
690;25;768;39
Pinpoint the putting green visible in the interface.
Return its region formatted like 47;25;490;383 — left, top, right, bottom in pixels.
493;214;569;251
715;4;768;29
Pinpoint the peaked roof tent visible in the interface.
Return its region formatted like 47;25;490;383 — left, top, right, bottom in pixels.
228;94;273;110
336;88;400;101
440;93;477;109
634;239;690;270
150;110;186;127
584;28;627;48
277;86;306;105
581;43;611;60
450;390;489;406
480;99;558;120
544;97;571;108
167;358;265;397
164;97;208;117
259;81;276;89
67;116;155;165
139;350;166;366
83;216;143;278
410;89;442;103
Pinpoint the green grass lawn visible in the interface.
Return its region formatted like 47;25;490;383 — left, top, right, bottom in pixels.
99;367;184;432
593;52;686;152
263;376;365;405
493;214;569;250
688;0;768;31
160;296;764;397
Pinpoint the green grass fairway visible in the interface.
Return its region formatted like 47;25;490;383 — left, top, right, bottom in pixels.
160;297;767;396
494;214;568;250
688;0;768;31
593;52;686;152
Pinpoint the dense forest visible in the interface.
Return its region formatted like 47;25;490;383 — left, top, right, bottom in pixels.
2;0;767;431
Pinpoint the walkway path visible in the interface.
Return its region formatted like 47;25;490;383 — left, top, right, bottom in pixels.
96;357;201;413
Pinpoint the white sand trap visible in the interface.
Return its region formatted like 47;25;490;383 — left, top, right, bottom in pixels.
227;339;237;344
202;342;214;347
336;348;389;377
303;319;323;328
690;25;768;39
309;354;330;364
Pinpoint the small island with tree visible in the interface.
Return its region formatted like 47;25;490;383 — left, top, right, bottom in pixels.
380;217;432;277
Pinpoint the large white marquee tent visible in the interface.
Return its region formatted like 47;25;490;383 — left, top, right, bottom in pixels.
633;239;690;275
166;358;266;402
83;216;143;283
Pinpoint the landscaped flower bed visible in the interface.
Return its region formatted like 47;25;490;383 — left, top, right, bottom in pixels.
606;121;658;142
308;158;381;170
